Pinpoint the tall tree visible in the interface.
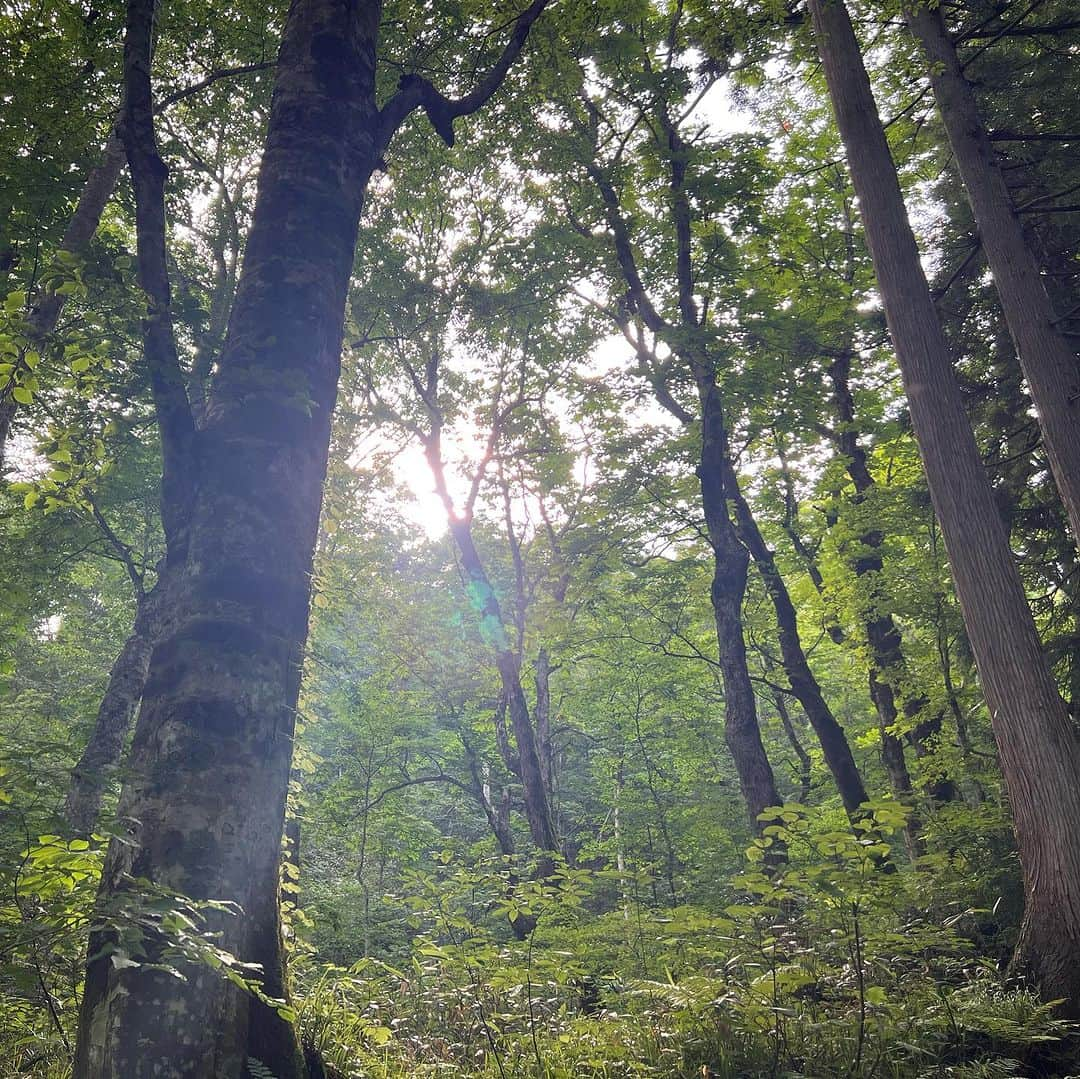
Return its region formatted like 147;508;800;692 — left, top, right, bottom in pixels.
550;13;877;831
584;158;783;831
904;2;1080;551
808;0;1080;1011
72;0;549;1074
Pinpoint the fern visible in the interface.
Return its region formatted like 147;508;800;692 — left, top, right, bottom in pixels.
246;1058;277;1079
918;1059;1025;1079
950;985;1078;1045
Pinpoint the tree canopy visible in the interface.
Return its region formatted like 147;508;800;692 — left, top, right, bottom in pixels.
2;1;1080;1076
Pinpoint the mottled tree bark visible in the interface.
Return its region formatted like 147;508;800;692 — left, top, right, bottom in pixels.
72;0;549;1069
74;0;379;1071
907;3;1080;551
809;0;1080;1013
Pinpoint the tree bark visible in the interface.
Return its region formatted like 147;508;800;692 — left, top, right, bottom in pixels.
64;588;156;835
74;0;382;1072
724;458;871;819
809;0;1080;1013
906;3;1080;551
72;0;550;1068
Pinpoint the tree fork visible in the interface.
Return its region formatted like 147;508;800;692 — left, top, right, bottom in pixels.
73;0;551;1071
723;457;872;821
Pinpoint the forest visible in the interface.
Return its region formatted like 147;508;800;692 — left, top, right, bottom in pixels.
2;0;1080;1075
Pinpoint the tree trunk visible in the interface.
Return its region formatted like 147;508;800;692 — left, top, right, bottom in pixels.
774;692;812;804
73;0;383;1072
0;130;125;472
907;3;1080;551
696;374;782;832
868;660;924;861
64;588;156;835
465;749;531;938
534;647;554;794
725;458;871;819
826;347;956;806
582;82;780;838
449;519;558;854
809;0;1080;1013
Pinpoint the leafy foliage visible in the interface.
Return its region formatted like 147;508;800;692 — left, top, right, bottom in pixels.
2;0;1080;1075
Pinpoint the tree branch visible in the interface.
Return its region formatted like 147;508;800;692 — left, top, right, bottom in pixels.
155;61;275;111
87;494;145;593
377;0;550;153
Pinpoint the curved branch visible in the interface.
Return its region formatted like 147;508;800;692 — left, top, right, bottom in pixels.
377;0;550;153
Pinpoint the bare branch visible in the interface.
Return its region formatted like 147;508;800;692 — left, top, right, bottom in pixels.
155;61;275;111
377;0;550;153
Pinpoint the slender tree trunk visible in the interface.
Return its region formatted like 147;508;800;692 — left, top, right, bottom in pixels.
187;197;238;425
614;760;630;918
534;647;554;793
907;3;1080;551
448;519;558;854
826;347;957;805
0;130;125;472
696;375;782;831
469;754;516;859
809;0;1080;1012
466;749;530;938
492;690;521;778
869;661;924;861
725;458;871;818
582;78;780;837
64;588;155;835
774;692;812;804
74;0;383;1072
631;695;679;904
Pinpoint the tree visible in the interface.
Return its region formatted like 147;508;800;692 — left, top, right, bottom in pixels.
71;0;550;1073
546;26;785;833
904;2;1080;552
808;0;1080;1012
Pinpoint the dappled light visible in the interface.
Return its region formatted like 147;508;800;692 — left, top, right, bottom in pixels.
2;1;1080;1077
